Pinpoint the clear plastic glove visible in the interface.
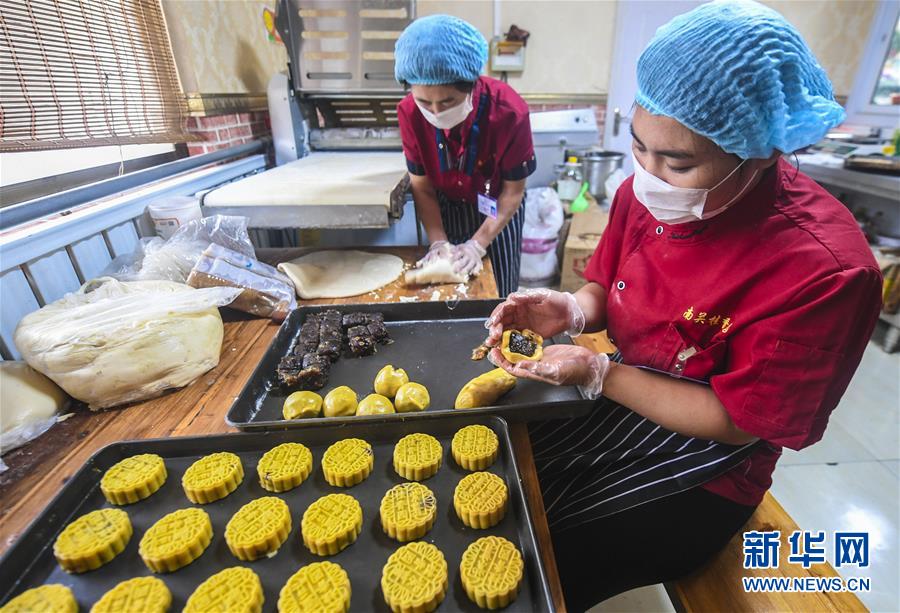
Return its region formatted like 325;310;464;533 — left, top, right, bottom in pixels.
484;288;585;347
415;240;453;268
452;239;487;276
489;344;611;399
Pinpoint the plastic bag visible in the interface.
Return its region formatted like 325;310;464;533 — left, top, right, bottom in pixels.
521;188;565;282
604;169;627;204
187;244;297;321
103;215;255;283
14;277;241;410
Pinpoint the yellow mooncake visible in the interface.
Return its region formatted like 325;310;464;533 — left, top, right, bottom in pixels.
277;561;351;613
301;494;363;556
321;439;373;487
393;434;442;481
380;482;437;543
380;541;448;613
257;442;313;493
225;496;292;561
53;508;132;573
183;566;263;613
90;576;172;613
451;425;499;471
182;452;244;504
139;507;213;573
453;472;508;529
100;454;167;505
460;536;525;609
0;585;77;613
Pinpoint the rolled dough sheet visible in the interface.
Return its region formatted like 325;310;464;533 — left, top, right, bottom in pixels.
278;250;404;299
203;152;406;207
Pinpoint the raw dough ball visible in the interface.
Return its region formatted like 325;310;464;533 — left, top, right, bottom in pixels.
324;386;358;417
374;365;409;398
356;394;395;415
394;382;431;412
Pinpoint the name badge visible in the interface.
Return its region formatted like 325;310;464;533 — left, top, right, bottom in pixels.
477;192;498;219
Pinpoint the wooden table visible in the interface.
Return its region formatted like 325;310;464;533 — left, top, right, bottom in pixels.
0;247;566;611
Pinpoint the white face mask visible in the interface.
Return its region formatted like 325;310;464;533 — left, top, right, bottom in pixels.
416;94;473;130
631;152;757;224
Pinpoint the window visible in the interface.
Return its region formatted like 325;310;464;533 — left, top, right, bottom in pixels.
845;0;900;129
871;15;899;106
0;0;192;151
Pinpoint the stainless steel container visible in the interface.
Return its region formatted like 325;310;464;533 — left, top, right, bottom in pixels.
582;150;625;201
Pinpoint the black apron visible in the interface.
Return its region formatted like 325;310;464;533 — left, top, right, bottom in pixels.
528;352;761;533
432;92;523;297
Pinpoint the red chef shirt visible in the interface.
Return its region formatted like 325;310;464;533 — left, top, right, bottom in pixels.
398;76;536;204
583;159;882;506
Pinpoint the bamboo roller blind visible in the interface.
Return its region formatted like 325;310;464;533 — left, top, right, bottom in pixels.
0;0;192;151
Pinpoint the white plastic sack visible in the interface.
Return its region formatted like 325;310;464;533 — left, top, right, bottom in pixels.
14;278;241;410
523;188;565;239
521;188;565;282
103;215;255;284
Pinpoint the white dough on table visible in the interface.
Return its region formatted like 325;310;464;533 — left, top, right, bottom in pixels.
278;250;404;299
403;257;468;286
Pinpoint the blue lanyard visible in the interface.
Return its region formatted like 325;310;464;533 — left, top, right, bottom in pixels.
435;92;490;176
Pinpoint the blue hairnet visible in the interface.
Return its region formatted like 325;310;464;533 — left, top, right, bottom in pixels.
394;15;488;85
635;0;845;159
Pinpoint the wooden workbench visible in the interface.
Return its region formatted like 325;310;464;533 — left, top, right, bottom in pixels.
0;246;566;611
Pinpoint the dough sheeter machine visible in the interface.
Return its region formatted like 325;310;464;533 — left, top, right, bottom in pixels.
203;0;416;230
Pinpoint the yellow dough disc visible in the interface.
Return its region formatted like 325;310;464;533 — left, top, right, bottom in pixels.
380;482;437;543
181;452;244;504
321;438;373;487
183;566;264;613
100;453;167;505
453;472;508;529
53;508;132;573
225;496;292;561
257;442;313;493
451;425;500;471
0;585;77;613
90;576;173;613
301;494;363;556
139;507;213;573
380;541;448;613
392;434;442;481
277;561;351;613
460;536;525;610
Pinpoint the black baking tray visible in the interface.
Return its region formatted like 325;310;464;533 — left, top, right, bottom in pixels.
0;416;553;612
227;299;597;431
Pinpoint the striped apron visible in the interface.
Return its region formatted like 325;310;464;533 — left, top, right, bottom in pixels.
528;352;761;533
438;191;524;297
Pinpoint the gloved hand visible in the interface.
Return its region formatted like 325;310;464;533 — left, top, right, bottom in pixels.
484;288;585;347
489;344;611;399
415;240;453;268
452;239;487;276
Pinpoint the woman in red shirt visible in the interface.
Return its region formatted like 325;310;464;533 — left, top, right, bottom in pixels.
394;15;537;296
485;1;882;608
